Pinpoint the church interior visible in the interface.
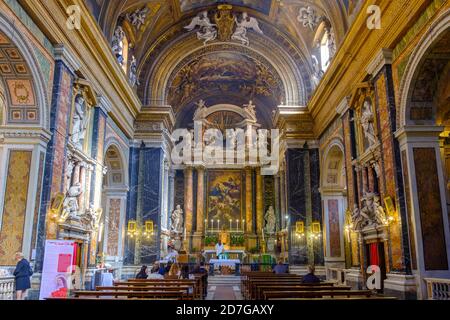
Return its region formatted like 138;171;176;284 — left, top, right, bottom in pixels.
0;0;449;301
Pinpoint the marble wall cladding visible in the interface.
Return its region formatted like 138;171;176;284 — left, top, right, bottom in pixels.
402;150;417;270
375;66;412;272
30;152;45;257
287;148;307;264
286;148;324;265
107;198;121;256
342;112;355;208
124;147;140;264
413;147;448;270
139;148;162;264
125;147;162;264
35;62;73;271
0;150;32;266
174;170;185;210
328;199;341;258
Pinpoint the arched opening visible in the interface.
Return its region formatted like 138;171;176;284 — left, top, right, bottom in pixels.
321;142;348;277
100;145;128;269
397;22;450;298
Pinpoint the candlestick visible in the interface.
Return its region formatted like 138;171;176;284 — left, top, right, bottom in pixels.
261;228;265;242
236;219;239;231
242;219;245;231
229;219;232;230
217;220;220;231
210;219;213;230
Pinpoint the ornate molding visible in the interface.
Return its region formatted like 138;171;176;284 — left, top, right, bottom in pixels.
366;48;393;77
54;44;81;72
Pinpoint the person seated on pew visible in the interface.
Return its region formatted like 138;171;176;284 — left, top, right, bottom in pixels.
135;265;148;279
181;265;190;279
148;262;164;279
272;260;288;274
302;265;321;284
162;261;172;275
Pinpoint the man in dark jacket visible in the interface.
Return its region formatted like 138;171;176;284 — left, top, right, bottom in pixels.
302;265;321;284
13;252;33;300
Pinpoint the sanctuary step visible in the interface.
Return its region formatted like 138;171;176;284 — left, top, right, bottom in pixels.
208;275;242;286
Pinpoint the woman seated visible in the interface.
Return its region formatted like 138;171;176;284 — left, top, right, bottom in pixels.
135;265;148;279
166;262;181;279
148;263;164;279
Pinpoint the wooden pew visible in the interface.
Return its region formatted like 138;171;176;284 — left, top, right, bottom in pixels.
72;290;190;300
122;279;201;299
242;275;302;298
263;290;373;300
255;285;351;300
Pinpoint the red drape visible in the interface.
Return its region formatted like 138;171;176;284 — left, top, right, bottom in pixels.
72;242;78;271
369;243;379;266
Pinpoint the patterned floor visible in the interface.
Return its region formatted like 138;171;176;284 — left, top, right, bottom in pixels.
206;276;243;300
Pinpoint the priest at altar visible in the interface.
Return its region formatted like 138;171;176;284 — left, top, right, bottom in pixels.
215;240;225;259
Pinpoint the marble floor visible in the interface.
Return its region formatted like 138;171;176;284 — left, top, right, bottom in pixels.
206;276;243;300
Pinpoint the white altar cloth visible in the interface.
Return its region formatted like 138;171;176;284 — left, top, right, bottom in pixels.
209;259;240;267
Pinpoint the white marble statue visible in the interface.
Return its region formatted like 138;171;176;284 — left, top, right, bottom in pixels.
327;27;337;62
194;99;207;119
71;95;88;150
184;11;217;45
232;12;263;46
264;206;276;234
297;6;320;30
126;6;149;30
61;182;82;221
311;55;324;89
65;158;75;193
243;100;256;119
111;26;126;65
129;55;139;87
360;100;378;146
354;192;387;229
170;205;184;234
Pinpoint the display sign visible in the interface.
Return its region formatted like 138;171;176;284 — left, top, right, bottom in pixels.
39;240;77;300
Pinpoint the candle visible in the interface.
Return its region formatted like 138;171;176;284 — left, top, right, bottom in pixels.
204;219;207;231
236;219;239;231
217;220;220;231
229;219;232;230
242;219;245;231
261;228;265;242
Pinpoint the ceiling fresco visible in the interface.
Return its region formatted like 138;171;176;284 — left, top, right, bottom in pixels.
167;51;283;114
179;0;272;15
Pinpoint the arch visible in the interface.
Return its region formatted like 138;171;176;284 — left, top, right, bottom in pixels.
398;9;450;128
103;143;128;188
321;139;346;190
0;12;50;129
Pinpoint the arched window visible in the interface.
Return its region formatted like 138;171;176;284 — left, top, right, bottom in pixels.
320;31;330;72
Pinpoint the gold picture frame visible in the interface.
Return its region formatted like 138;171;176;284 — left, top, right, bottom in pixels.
145;220;154;233
384;196;396;216
127;220;137;233
50;193;65;213
312;222;321;233
296;221;305;234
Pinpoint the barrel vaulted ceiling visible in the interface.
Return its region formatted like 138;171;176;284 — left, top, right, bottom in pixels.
84;0;362;127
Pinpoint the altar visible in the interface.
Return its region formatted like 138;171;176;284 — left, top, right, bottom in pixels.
203;249;247;262
209;259;241;268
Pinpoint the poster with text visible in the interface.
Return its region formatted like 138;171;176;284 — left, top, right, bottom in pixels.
39;240;76;300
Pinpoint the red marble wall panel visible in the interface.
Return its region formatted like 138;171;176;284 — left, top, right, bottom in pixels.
402;150;417;270
414;147;448;270
107;199;121;257
328;199;341;257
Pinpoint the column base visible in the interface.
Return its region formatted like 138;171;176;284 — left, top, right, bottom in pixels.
345;268;364;289
384;273;418;300
192;232;204;252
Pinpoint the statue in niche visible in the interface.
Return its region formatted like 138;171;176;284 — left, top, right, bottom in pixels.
184;11;217;45
170;205;184;234
111;26;126;65
232;12;263;46
297;6;321;31
129;55;139;87
71;94;88;150
351;204;368;231
243;100;256;119
360;100;378;147
311;55;324;89
61;182;82;222
264;206;276;234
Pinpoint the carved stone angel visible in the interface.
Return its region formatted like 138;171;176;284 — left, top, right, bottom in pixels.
126;7;149;30
129;55;139;87
297;6;321;30
184;11;217;45
311;55;324;89
61;182;82;222
232;12;263;46
243;100;256;119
